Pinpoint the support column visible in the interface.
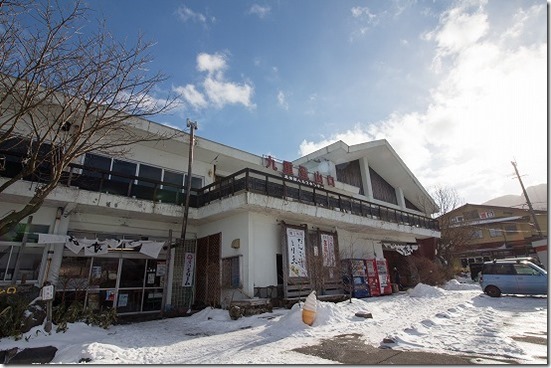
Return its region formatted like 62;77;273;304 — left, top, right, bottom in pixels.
396;187;406;209
359;157;373;200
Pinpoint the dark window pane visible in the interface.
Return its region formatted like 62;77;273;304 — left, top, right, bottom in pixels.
142;289;163;311
89;258;119;288
116;289;142;313
163;170;184;192
185;174;203;189
83;154;111;178
119;258;146;288
112;160;136;183
138;164;162;188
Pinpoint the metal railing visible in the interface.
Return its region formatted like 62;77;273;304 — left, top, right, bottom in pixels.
0;153;439;231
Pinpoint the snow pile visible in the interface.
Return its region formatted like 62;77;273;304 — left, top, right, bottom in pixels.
443;278;482;291
407;283;446;297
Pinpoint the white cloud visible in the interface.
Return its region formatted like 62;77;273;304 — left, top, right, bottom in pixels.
203;77;254;109
248;4;271;19
173;84;208;109
174;52;255;110
196;53;227;74
300;2;546;204
176;6;208;23
277;90;288;110
351;6;376;21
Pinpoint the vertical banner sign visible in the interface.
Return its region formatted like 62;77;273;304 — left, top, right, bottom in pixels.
286;227;308;277
320;233;336;267
183;252;195;287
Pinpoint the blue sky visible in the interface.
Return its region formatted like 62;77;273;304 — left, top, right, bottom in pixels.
84;0;546;205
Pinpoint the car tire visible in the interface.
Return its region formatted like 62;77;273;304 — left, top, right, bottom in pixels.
485;285;501;297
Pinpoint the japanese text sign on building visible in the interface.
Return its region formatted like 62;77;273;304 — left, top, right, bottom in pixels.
264;155;335;188
286;227;308;278
320;233;336;267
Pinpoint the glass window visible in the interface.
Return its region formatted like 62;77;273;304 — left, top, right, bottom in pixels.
142;289;163;311
138;164;162;188
0;224;49;243
163;170;184;192
111;159;136;183
119;258;146;288
116;290;143;313
83;153;111;178
489;228;502;238
470;230;483;239
89;258;119;288
0;245;16;281
514;264;540;276
12;246;43;281
222;256;240;288
185;174;203;190
57;257;91;290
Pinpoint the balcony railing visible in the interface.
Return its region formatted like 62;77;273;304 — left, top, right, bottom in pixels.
198;169;439;231
0;153;439;231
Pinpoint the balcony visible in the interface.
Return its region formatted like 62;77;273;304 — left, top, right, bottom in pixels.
0;154;439;231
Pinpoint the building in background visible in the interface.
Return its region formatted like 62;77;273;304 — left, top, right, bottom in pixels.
0;115;440;316
438;204;548;270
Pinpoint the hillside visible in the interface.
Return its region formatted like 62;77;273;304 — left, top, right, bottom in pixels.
482;183;547;210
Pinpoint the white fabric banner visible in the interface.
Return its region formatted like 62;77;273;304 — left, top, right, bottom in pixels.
287;227;308;277
65;236;85;255
83;239;109;256
138;241;165;258
321;233;336;267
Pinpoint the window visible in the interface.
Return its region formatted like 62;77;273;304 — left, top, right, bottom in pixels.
514;264;540;276
222;256;240;288
489;228;502;238
0;223;49;243
470;229;483;239
163;170;184;192
451;216;464;224
111;159;137;183
184;174;203;190
0;245;44;281
138;164;162;188
83;153;111;178
504;224;517;233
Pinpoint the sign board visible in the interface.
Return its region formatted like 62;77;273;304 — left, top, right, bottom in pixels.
41;285;55;301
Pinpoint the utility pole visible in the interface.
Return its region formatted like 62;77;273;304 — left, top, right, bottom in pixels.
180;119;198;246
511;161;543;238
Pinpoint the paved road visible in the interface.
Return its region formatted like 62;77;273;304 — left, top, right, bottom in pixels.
292;333;522;365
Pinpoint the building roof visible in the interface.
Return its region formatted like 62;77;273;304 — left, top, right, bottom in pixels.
293;139;438;214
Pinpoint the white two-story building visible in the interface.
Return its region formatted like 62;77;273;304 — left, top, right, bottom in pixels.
0;117;440;316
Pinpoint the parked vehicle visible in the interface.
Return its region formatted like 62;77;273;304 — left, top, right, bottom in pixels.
479;259;548;297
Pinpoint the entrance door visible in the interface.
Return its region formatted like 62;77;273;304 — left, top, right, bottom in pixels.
195;233;221;307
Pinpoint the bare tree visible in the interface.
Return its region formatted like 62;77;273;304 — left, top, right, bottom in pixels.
0;0;181;236
418;186;470;264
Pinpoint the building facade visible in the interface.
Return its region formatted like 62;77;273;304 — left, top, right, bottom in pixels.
438;204;548;269
0;118;440;316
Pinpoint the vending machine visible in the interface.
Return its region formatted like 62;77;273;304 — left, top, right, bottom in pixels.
365;259;381;296
375;258;393;295
341;259;370;298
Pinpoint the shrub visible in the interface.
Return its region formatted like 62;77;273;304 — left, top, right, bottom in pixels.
409;256;453;286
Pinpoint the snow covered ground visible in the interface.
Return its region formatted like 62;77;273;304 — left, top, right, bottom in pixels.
0;279;547;364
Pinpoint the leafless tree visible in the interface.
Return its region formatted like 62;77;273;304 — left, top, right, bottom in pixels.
418;186;471;264
0;0;182;236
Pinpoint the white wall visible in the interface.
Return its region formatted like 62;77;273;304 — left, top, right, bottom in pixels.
250;213;280;288
337;228;383;260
